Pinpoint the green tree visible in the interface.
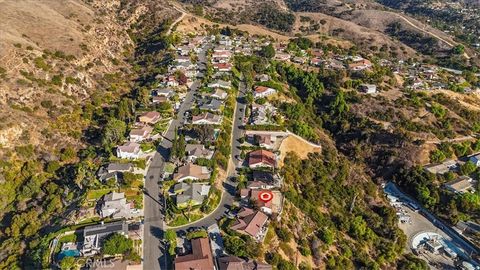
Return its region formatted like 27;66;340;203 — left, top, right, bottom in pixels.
429;149;446;163
102;118;127;149
165;229;177;256
460;160;476;175
102;233;133;255
260;44;275;59
452;44;465;55
59;256;76;270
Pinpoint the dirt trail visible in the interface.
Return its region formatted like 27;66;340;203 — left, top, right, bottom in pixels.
396;14;470;59
166;3;186;35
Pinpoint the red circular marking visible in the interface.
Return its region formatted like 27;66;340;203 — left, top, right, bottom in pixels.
258;191;273;203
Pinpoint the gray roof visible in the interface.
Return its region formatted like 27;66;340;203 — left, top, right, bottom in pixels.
175;183;211;205
83;220;127;237
199;98;223;111
107;163;133;173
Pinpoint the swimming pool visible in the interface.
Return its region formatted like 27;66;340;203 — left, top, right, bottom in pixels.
57;249;80;260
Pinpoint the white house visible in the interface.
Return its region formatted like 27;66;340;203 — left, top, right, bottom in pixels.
129;126;153;142
208;80;231;89
116;142;141;159
253;86;276;98
359;84;377;94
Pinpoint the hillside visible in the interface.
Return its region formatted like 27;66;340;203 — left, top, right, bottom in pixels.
177;0;478;66
0;0;177;268
0;0;178;156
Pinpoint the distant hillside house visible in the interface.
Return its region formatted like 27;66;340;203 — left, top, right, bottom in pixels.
139;111;161;125
173;163;211;182
468;153;480;166
444;176;476;194
209;88;228;100
129;126;153;142
348;59;372;71
116;142;141;159
253;86;276;99
208;80;231;89
192;112;223;125
213;63;232;72
359;84;377;94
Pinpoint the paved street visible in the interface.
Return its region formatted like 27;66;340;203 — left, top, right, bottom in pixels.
169;80;247;232
231;81;247;171
142;50;205;270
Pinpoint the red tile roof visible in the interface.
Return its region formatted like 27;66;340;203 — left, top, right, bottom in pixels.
230;207;268;239
248;150;276;168
174;237;214;270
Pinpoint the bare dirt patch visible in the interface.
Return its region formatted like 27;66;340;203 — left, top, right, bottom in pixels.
278;135;321;167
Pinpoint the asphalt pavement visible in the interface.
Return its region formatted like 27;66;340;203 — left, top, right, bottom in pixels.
386;182;479;262
169;80;247;232
142;51;205;270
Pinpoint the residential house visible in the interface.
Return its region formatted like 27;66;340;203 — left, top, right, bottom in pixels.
325;58;345;70
173;182;211;208
177;45;192;56
81;221;128;256
230;207;268;241
348;59;372;71
359;84;377;94
165;75;179;87
99;192;137;219
213;63;232;72
292;56;307;64
251;171;279;188
250;103;276;126
254;134;274;149
212;51;232;63
116;142;141;159
218;255;272;270
311;49;323;58
155;88;174;98
185;144;214;162
444;176;476;194
255;74;270;82
107;163;133;174
152;95;168;104
192;112;223;125
311;58;322;66
129;126;153;142
198;98;223;112
275;52;290;61
240;189;283;215
469;153;480;166
174;237;215;270
248;150;276;169
139;111;161;125
208;80;231;89
176;55;191;63
424;159;457;174
97;162;133;183
253;86;276;99
173;163;211;182
209;88;228;100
